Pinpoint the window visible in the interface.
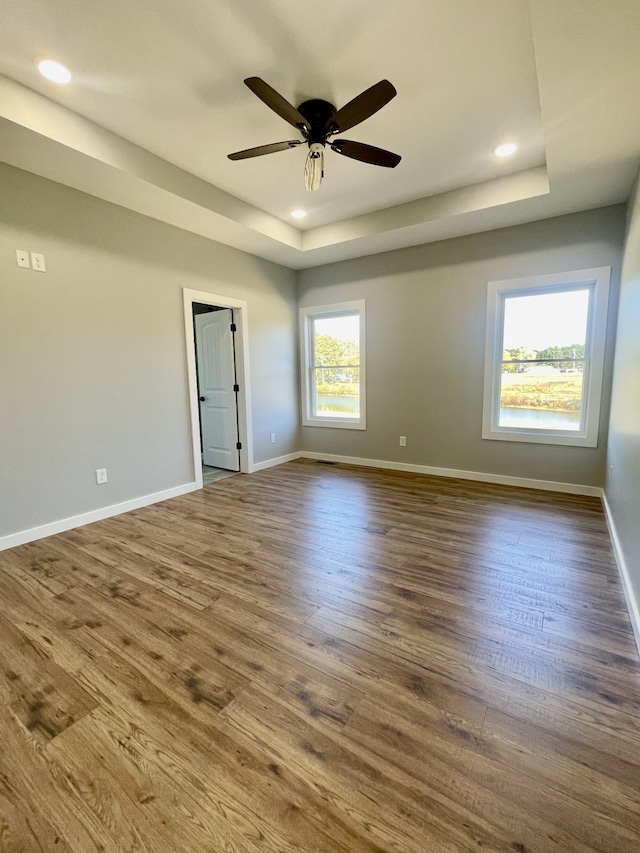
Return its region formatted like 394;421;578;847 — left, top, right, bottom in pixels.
300;301;366;429
482;267;610;447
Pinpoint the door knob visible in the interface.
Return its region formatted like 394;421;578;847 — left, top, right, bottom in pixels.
199;396;205;401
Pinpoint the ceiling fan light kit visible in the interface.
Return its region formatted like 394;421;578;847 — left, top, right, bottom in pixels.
304;143;324;192
228;77;401;191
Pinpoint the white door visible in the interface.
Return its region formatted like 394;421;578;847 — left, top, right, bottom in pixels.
195;309;240;471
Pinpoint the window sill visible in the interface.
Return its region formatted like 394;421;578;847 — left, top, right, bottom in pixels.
482;427;597;448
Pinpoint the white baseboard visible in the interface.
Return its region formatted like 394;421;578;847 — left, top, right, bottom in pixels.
297;451;602;496
6;451;634;656
0;450;603;561
0;482;197;552
249;451;302;473
601;492;640;658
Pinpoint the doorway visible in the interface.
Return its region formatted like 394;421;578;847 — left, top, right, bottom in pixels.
183;289;253;488
194;304;240;476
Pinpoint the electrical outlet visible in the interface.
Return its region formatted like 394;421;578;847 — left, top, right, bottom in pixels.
96;468;108;484
31;252;46;272
270;433;276;444
399;435;407;447
16;249;30;268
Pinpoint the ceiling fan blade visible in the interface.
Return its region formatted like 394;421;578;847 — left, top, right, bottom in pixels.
325;80;397;134
331;139;401;168
244;77;311;131
228;140;302;160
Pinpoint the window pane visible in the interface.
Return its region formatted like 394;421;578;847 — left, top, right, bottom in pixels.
314;367;360;418
312;314;360;368
503;288;589;353
499;361;584;431
498;287;590;431
311;312;360;419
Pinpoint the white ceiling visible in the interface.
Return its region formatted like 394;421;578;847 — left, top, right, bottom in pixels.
1;0;639;269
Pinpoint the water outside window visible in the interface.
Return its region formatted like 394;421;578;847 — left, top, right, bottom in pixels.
312;313;360;418
499;288;590;431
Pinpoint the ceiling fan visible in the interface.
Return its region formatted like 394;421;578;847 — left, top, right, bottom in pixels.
228;77;401;191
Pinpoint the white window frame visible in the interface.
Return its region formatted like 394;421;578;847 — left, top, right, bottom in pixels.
482;267;610;447
300;300;366;430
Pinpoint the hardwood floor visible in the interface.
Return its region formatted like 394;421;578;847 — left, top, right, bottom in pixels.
1;459;639;852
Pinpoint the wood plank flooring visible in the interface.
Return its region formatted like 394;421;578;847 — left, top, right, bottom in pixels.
1;459;639;852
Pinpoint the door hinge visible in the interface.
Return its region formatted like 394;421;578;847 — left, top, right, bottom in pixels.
230;323;237;332
236;441;242;450
233;383;240;392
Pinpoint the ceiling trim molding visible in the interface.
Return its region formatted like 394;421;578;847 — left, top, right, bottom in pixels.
302;166;550;251
0;76;302;255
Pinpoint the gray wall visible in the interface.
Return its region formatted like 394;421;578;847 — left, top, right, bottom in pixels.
607;169;640;617
0;163;298;538
0;159;629;544
298;207;625;487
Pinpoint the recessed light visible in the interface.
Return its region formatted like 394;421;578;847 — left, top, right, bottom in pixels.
291;209;307;219
493;142;517;158
37;59;72;84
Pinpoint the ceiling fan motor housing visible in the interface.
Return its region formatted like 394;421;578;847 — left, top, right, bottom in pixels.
297;99;337;145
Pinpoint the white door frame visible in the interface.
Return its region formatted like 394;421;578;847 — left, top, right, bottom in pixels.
183;288;253;486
